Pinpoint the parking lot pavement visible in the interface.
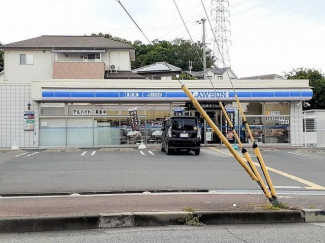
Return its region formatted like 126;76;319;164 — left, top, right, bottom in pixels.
0;147;324;195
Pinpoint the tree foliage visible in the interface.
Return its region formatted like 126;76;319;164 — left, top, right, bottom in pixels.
0;42;3;72
285;68;325;109
90;33;215;71
132;38;215;71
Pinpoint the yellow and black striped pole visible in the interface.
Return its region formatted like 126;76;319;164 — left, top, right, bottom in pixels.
219;101;272;200
181;85;258;181
235;95;277;201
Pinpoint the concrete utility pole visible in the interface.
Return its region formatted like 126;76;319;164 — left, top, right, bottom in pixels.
197;18;207;79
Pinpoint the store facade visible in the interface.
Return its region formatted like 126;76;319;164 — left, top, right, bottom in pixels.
30;79;312;148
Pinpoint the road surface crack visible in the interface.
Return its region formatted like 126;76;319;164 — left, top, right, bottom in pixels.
226;228;248;243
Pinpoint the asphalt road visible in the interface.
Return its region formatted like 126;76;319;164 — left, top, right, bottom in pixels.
1;223;325;243
0;147;324;194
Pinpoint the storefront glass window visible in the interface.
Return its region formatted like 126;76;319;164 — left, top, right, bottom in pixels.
94;117;120;146
40;103;65;116
68;104;93;116
244;116;290;144
145;104;171;144
94;104;119;116
67;118;93;147
40;118;66;146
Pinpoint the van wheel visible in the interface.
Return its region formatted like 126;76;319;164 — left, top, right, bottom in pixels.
194;149;200;156
166;144;172;155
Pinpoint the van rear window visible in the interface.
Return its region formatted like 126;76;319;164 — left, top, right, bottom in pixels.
171;118;197;131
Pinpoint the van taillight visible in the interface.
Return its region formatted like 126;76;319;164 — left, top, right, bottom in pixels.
168;127;172;137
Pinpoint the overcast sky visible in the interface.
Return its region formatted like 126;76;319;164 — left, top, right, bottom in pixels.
1;0;324;77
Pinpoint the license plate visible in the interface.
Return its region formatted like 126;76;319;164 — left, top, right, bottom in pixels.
180;133;188;138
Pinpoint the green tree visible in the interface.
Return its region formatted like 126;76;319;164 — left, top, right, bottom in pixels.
285;68;325;109
132;38;215;71
0;42;3;72
88;33;216;72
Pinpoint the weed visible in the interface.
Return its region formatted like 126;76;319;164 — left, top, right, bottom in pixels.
182;207;204;226
262;202;291;210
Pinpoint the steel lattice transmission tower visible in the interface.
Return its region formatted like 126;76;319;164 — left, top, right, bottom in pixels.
211;0;231;68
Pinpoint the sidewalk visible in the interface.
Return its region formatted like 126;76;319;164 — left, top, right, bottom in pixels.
0;193;324;233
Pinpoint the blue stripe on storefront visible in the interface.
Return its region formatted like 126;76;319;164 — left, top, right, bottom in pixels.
229;92;251;98
55;92;71;97
42;91;55;97
166;92;188;98
42;89;313;100
96;92;119;98
302;91;313;98
290;91;301;97
71;92;95;97
275;92;290;97
252;92;275;97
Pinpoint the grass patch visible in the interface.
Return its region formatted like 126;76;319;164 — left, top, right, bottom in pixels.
182;207;204;226
261;202;291;210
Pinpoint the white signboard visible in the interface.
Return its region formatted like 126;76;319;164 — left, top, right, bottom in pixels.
72;109;92;115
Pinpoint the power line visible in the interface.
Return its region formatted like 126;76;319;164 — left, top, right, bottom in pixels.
115;0;152;44
232;0;319;25
232;7;325;37
229;0;251;8
172;0;204;66
230;0;277;17
156;2;213;41
233;21;325;46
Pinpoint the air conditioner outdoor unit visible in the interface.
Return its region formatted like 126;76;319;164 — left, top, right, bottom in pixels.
110;64;118;73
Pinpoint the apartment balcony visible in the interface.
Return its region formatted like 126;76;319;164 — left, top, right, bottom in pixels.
52;50;105;79
53;61;105;79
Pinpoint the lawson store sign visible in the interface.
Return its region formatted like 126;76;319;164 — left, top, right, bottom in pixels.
41;89;313;101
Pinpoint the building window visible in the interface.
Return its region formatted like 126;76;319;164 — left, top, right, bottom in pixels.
84;54;100;60
217;76;223;80
20;54;34;65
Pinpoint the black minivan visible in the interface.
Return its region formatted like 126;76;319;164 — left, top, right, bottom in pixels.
161;116;201;155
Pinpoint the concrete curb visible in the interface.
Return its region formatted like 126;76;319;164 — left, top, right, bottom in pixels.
0;210;324;233
301;209;325;223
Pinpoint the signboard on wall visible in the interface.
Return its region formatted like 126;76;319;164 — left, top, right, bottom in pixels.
72;109;92;115
24;111;35;131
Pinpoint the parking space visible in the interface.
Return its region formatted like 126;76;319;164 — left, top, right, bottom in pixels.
0;147;324;195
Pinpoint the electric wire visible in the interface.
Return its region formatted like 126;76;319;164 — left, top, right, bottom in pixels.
232;7;325;37
230;0;277;17
229;0;251;8
172;0;204;67
233;21;325;46
115;0;152;45
232;0;319;25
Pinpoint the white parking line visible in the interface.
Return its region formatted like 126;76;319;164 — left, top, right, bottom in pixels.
140;151;146;156
15;152;29;157
26;152;39;157
148;151;155;156
81;151;87;156
288;152;322;159
91;151;96;156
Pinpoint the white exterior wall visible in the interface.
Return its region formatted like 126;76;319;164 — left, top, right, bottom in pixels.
103;51;130;71
290;101;304;146
3;50;53;82
0;84;39;148
316;112;325;147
